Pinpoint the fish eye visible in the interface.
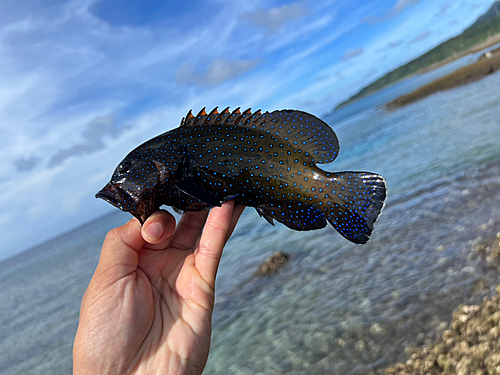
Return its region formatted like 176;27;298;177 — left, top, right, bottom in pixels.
116;161;131;174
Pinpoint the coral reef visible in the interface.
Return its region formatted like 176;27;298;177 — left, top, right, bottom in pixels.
386;233;500;375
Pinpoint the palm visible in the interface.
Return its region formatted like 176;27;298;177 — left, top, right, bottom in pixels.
74;201;244;375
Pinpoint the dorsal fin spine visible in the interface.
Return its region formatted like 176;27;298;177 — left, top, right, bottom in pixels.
178;107;338;163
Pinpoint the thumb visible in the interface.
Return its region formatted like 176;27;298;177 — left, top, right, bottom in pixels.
95;218;145;283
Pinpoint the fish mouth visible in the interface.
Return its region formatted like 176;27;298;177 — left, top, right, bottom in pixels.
96;182;156;224
96;182;130;209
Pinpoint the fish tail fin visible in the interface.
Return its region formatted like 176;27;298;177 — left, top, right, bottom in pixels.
317;171;387;244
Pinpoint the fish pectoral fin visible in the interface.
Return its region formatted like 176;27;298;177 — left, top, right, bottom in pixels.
255;201;327;231
172;207;185;215
174;180;222;207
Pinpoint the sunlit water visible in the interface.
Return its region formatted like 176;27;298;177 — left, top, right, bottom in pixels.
1;69;500;374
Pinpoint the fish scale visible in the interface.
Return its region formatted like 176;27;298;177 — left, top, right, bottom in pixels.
96;107;387;244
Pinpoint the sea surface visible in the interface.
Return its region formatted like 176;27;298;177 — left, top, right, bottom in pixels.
1;65;500;375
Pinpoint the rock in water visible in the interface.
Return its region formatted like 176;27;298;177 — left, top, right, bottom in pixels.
256;251;289;276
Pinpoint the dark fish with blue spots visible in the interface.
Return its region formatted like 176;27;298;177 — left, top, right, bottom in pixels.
96;107;387;244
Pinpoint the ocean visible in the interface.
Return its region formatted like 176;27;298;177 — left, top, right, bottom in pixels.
1;66;500;374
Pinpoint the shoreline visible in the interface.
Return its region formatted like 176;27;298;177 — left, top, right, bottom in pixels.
335;34;500;112
385;46;500;111
384;231;500;374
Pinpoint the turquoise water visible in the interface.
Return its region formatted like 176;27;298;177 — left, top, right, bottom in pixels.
1;69;500;374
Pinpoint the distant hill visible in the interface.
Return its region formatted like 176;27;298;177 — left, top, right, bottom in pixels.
470;0;500;28
334;0;500;110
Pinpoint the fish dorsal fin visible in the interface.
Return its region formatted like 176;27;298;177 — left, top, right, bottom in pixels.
179;107;339;163
248;109;339;164
181;106;232;127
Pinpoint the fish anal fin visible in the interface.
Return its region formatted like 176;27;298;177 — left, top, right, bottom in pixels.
255;201;326;231
256;207;275;226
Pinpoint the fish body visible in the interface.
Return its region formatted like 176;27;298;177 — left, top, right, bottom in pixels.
97;107;386;244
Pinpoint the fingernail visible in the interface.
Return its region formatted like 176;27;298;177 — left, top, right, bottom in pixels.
146;222;164;239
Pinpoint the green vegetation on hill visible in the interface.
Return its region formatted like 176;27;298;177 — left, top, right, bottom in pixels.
334;1;500;110
470;0;500;28
385;46;500;110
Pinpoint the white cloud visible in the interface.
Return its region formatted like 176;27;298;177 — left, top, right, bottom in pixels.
0;0;488;261
47;115;124;168
394;0;420;13
363;0;421;23
342;47;364;61
409;30;432;44
176;58;260;86
245;2;307;34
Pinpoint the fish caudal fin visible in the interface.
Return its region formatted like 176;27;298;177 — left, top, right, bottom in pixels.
319;171;386;244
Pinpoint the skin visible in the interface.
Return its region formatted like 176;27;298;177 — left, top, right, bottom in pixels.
73;200;245;375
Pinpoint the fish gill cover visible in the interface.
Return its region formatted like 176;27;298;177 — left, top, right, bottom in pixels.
96;107;387;244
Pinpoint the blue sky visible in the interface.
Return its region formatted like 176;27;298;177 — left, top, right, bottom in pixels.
0;0;493;261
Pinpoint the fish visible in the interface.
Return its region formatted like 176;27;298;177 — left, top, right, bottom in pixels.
96;107;387;244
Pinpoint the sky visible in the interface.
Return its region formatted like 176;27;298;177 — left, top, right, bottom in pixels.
0;0;494;261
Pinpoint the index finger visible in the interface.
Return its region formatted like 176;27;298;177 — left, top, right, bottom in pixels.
169;209;210;251
194;200;237;287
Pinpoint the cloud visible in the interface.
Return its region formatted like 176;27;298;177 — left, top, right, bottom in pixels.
48;115;125;168
0;0;483;261
244;2;307;34
435;3;452;17
13;156;40;172
409;30;432;44
393;0;420;13
341;47;364;61
388;41;403;48
176;58;260;86
363;0;421;23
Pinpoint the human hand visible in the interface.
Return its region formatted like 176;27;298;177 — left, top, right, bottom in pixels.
73;200;245;375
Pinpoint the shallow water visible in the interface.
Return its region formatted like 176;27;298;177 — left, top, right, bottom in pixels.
205;71;500;374
0;69;500;374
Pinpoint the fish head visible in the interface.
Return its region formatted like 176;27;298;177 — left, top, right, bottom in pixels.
96;153;173;224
